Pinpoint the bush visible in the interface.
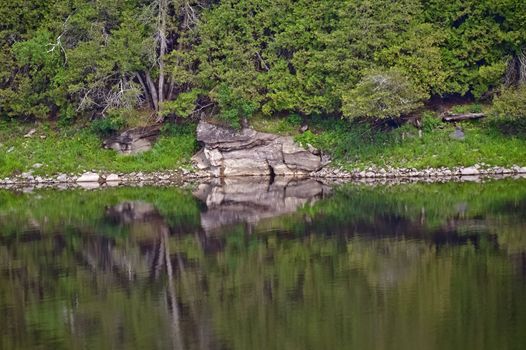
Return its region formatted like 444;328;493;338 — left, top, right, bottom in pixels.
342;69;428;121
451;103;484;114
492;86;526;121
214;84;258;129
421;112;442;132
160;89;204;118
90;113;126;136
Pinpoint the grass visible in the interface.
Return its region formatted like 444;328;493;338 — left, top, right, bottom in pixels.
253;112;526;170
0;120;197;178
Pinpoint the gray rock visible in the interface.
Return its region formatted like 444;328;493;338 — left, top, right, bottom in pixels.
449;127;465;140
56;174;68;183
32;163;43;169
77;172;100;183
194;121;325;177
106;173;120;182
460;167;480;176
103;126;161;155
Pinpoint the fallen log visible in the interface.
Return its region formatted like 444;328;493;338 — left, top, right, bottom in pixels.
442;113;485;122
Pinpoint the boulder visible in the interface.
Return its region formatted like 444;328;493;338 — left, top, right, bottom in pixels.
194;121;326;177
103;126;161;155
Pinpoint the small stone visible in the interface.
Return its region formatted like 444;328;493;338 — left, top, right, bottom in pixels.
460;167;479;176
449;127;465;140
32;163;43;169
106;174;120;182
24;128;36;138
77;172;100;183
56;174;68;183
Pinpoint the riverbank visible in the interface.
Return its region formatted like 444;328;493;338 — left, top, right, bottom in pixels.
1;166;526;190
1;114;526;181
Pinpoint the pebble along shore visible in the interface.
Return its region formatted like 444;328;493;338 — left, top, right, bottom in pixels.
1;164;526;189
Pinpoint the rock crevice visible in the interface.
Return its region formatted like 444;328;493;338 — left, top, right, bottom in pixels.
193;121;326;177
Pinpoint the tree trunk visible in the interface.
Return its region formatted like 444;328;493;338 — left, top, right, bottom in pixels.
157;0;168;118
136;73;155;110
145;72;159;112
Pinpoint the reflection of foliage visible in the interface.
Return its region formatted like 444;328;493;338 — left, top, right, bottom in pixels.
0;187;201;237
258;179;526;237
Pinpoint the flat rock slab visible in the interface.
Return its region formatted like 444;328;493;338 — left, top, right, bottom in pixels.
194;121;326;177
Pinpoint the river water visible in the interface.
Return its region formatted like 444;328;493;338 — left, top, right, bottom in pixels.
1;178;525;350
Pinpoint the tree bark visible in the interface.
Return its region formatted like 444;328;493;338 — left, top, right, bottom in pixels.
136;73;155;110
158;0;168;107
145;72;159;112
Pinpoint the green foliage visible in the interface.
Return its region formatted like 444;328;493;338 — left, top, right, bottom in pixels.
490;86;526;132
90;113;126;136
342;69;428;120
451;103;484;114
1;0;526;122
160;89;204;118
421;112;442;132
492;86;526;122
294;130;318;148
214;84;258;128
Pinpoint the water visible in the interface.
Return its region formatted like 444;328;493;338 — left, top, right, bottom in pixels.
1;178;526;350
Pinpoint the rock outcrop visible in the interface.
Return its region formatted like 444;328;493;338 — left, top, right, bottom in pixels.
193;121;327;177
103;126;161;155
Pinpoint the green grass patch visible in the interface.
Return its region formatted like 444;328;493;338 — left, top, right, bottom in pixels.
293;115;526;170
0;120;197;178
250;113;303;135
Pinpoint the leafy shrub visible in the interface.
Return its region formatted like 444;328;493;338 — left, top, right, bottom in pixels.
214;84;258;129
421;112;443;132
286;114;303;127
451;103;483;114
490;86;526;132
160;89;204;118
342;69;428;121
492;86;526;121
90;113;126;136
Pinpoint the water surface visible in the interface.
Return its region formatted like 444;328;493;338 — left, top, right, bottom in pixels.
1;178;526;350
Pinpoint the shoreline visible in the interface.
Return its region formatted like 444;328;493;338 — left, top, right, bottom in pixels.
1;164;526;190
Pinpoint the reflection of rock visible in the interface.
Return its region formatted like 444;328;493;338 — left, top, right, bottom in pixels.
103;126;161;154
194;178;330;232
106;201;159;224
194;121;326;177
